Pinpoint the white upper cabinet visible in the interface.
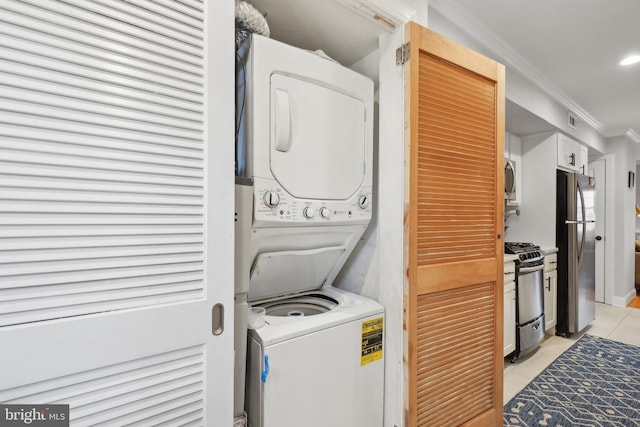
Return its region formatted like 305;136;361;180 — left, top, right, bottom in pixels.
579;144;589;176
557;133;580;172
556;133;590;175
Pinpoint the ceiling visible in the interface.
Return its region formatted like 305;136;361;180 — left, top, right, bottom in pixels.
440;0;640;139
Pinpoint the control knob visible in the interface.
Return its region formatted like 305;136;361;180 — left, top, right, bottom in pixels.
320;207;332;219
358;194;370;209
263;191;280;208
303;207;315;219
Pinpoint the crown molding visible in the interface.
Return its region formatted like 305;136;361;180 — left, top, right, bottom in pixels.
602;127;640;141
626;129;640;143
428;0;605;134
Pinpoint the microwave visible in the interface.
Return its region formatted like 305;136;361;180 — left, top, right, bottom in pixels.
505;157;516;201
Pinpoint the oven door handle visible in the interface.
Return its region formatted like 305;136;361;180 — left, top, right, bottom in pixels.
518;264;544;273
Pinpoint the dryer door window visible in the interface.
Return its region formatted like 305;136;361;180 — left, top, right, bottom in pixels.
270;73;366;200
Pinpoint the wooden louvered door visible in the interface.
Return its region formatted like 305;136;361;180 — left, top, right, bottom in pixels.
404;23;505;426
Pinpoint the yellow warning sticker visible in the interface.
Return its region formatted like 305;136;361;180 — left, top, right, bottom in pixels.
361;317;384;366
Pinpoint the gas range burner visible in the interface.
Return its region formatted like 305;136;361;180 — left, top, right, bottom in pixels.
504;242;539;254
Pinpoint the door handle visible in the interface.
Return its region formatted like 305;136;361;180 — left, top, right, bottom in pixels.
212;303;224;335
595;235;603;241
274;89;292;152
546;277;551;291
518;264;544;273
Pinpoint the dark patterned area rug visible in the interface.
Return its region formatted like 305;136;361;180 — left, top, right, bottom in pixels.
504;335;640;426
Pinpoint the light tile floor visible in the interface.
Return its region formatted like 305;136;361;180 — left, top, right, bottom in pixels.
503;302;640;403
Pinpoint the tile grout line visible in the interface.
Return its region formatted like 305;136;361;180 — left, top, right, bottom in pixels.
600;308;630;339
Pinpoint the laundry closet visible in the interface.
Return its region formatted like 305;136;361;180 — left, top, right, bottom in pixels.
234;1;505;427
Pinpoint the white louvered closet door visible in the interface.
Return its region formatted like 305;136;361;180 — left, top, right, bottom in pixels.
0;0;234;425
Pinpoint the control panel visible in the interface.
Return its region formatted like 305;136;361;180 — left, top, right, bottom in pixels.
252;178;372;226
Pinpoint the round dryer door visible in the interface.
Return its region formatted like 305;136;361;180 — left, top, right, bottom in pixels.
269;73;366;200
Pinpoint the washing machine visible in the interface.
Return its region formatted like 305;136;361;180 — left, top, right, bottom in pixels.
245;288;384;427
240;35;383;427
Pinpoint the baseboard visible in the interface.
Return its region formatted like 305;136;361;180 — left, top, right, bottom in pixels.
611;288;637;307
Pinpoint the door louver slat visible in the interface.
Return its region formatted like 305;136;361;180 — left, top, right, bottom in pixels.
0;0;205;329
415;283;496;426
416;54;497;265
0;346;205;426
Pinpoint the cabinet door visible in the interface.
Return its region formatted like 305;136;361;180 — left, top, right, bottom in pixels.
503;283;516;357
405;23;505;427
579;145;589;175
544;270;558;331
557;134;579;171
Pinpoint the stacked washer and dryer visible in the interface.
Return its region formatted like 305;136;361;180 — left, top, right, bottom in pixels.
236;35;384;427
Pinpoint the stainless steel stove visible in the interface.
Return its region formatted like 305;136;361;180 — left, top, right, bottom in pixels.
505;242;545;360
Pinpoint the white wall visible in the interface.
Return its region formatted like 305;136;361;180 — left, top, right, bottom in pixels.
606;136;637;305
337;6;428;427
636;162;640;234
335;27;407;427
505;132;557;249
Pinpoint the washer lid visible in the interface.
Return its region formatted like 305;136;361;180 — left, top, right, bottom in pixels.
269;73;366;200
248;246;345;301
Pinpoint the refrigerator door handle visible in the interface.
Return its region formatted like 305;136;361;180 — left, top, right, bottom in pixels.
577;179;587;265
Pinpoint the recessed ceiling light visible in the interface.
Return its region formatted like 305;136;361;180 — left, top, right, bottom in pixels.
620;55;640;66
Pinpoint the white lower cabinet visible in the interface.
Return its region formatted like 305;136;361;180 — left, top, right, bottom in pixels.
543;269;557;332
503;260;516;357
543;253;558;332
504;282;516;357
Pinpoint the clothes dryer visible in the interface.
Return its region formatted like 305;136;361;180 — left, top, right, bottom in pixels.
244;34;373;231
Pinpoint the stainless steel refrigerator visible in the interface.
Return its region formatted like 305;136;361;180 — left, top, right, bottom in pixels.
556;170;596;336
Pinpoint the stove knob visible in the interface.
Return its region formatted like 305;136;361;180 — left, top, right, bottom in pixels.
303;207;315;219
